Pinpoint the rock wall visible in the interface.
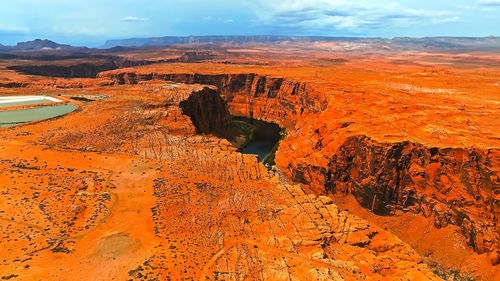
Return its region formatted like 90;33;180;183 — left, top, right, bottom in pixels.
6;57;171;78
99;71;327;126
7;61;117;78
101;69;499;259
280;134;500;257
179;87;231;134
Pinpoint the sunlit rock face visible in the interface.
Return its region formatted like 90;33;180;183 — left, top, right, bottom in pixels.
101;66;500;264
2;40;499;280
99;71;327;127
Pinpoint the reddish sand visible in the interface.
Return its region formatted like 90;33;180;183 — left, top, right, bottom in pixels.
0;42;498;280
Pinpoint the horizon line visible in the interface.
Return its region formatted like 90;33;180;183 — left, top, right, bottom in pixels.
1;34;499;48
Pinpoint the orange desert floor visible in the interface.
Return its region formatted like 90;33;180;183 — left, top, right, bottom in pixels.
0;43;498;280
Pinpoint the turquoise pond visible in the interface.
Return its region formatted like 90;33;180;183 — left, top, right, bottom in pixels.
0;105;76;127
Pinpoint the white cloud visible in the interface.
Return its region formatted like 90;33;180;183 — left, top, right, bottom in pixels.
478;0;500;5
121;16;149;22
433;16;461;24
0;24;30;34
456;4;475;10
250;0;461;34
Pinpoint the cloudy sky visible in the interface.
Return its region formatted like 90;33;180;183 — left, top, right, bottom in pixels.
0;0;499;46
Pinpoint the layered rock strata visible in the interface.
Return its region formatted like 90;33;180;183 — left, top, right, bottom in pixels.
90;69;500;261
99;72;326;126
100;69;499;259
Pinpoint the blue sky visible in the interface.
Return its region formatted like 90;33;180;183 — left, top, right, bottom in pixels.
0;0;499;47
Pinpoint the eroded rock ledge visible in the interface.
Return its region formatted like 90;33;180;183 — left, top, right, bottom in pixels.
100;70;499;260
4;52;217;78
7;61;117;78
99;71;326;127
281;135;499;256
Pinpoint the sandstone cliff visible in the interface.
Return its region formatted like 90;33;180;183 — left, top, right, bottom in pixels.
100;69;499;262
179;87;231;134
98;71;326;126
279;135;499;257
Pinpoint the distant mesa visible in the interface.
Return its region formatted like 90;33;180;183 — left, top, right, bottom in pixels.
1;36;500;53
15;39;69;50
0;39;89;52
102;35;372;48
102;35;500;51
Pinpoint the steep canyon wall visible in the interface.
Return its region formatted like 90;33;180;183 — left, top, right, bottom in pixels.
99;71;327;127
100;70;499;258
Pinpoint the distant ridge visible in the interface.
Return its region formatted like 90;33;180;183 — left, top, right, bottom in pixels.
103;35;500;51
15;39;71;50
102;35;375;48
1;36;499;52
0;39;89;52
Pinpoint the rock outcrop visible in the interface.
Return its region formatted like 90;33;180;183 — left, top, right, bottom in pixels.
6;57;174;78
101;69;500;260
99;71;327;126
281;135;499;255
7;61;117;78
179;87;231;134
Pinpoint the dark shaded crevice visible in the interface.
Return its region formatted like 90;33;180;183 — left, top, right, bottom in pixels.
234;116;283;165
7;61;118;78
179;87;231;135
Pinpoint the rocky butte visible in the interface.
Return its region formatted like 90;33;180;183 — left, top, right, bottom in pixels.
0;38;498;280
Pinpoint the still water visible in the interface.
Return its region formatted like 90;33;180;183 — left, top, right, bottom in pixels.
239;117;282;164
0;105;76;127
